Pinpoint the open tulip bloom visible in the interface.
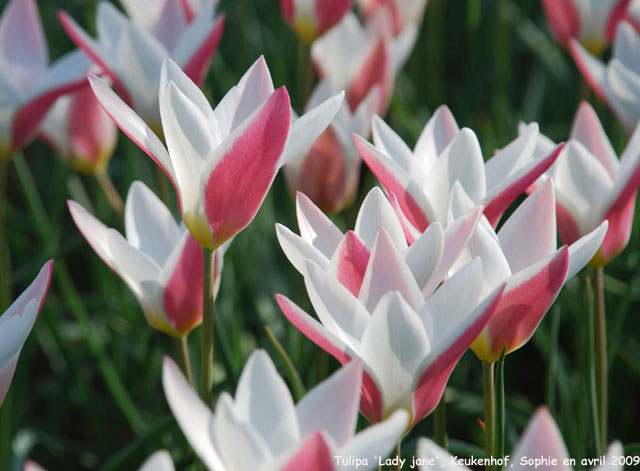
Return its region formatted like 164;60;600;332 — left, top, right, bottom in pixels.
417;407;623;471
357;0;428;35
68;181;224;337
26;450;177;471
279;0;353;42
0;260;53;406
89;57;343;250
524;101;640;266
355;106;564;232
541;0;631;54
59;0;225;132
284;80;380;213
120;0;215;30
0;0;91;161
311;11;418;113
163;350;408;471
276;188;505;426
448;179;607;362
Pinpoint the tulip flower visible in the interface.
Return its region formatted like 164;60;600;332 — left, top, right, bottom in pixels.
0;260;53;406
279;0;353;42
138;451;175;471
90;57;343;250
570;21;640;133
355;107;564;231
119;0;215;30
163;350;408;471
68;181;225;337
58;0;225;133
311;11;418;113
0;0;90;161
284;81;380;213
39;81;117;175
447;180;607;362
541;0;630;54
524;101;640;266
357;0;428;35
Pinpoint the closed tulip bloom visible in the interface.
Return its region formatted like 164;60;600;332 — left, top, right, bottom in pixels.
418;407;623;471
541;0;630;54
90;57;343;250
0;0;90;161
280;0;353;42
524;101;640;266
355;107;564;231
68;181;225;337
357;0;428;34
39;81;117;175
59;0;225;133
1;260;53;406
284;81;380;213
163;350;408;471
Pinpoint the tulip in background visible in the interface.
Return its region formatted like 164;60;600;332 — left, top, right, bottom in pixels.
355;106;563;231
280;0;353;42
119;0;216;29
417;407;623;471
357;0;428;34
163;350;408;471
284;81;380;213
0;0;90;161
59;0;225;133
0;260;53;406
540;0;631;54
68;181;224;337
25;450;176;471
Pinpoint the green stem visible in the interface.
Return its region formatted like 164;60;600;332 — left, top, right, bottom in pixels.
585;274;602;456
201;247;216;406
482;361;495;468
264;325;305;401
154;164;170;208
13;152;146;435
96;171;124;215
434;393;447;450
176;335;194;389
545;305;560;415
594;267;607;450
0;162;9;311
395;439;402;471
495;349;506;467
0;388;12;471
297;40;313;110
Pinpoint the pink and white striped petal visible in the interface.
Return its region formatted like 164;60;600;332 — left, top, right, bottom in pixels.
178;14;225;86
414;105;459;171
328;231;370;297
566;221;608;279
355;186;407;250
282;432;335;471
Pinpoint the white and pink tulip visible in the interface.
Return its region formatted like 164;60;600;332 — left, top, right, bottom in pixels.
280;0;353;42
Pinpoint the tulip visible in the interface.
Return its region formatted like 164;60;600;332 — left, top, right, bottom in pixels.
355;107;564;231
90;57;343;250
524;101;640;266
357;0;428;35
447;180;608;362
279;0;353;42
541;0;631;54
284;81;380;213
58;1;225;133
68;181;224;337
39;81;117;175
0;260;53;406
311;11;418;113
162;350;408;471
0;0;90;161
570;21;640;134
119;0;215;30
138;451;175;471
417;407;623;471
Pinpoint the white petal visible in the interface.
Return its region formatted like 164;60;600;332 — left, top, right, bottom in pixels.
403;222;444;294
355;187;407;250
414;105;459;171
276;223;330;275
138;451;176;471
566;221;608;280
296;192;343;257
372;115;421;176
417;438;469;471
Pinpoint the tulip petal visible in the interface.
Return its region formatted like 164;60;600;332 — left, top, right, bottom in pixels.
602;58;640;133
296;191;343;258
329;231;370;297
604;119;640;217
315;0;353;35
372;115;423;177
403;222;444;295
597;442;625;471
296;360;362;446
566;221;608;279
388;192;420;244
414;105;459;171
202;87;291;248
234;350;300;455
509;407;571;471
282;431;335;471
0;0;48;77
0;352;19;408
359;229;424;312
138;451;176;471
417;438;468;471
598;190;636;263
68;200;117;270
162;356;225;471
498;179;557;274
150;0;187;51
540;0;579;45
178;14;225;86
355;186;407;250
276;223;330;274
569;39;608;105
347;37;389;111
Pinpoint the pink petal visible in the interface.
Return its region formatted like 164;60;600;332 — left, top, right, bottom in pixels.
0;352;20;407
540;0;580;45
330;231;370;297
203;86;291;248
360;369;384;423
315;0;353;36
179;0;196;22
280;0;295;24
347;37;390;113
388;192;420;245
484;143;564;227
355;134;431;231
569;38;608;105
485;247;569;362
556;201;583;247
282;431;335;471
598;190;636;264
605;0;632;44
180;15;225;86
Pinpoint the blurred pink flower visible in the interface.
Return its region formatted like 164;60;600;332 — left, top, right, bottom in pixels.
280;0;353;42
357;0;428;35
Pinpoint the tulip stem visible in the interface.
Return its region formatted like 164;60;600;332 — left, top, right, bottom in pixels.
482;361;495;469
154;164;171;208
13;152;146;435
176;335;195;389
201;247;216;406
495;348;506;465
585;274;602;457
264;325;306;401
0;161;9;311
297;40;313;110
395;439;402;471
96;171;124;214
434;393;447;450
594;266;607;451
